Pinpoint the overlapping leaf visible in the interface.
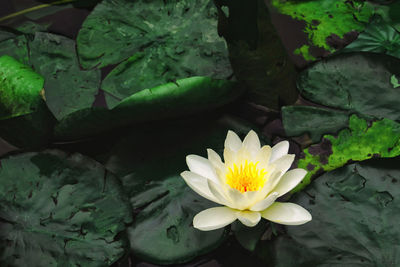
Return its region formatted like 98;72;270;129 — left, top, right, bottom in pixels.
0;150;132;266
263;158;400;266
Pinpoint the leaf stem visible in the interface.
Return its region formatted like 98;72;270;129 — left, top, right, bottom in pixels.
0;0;78;23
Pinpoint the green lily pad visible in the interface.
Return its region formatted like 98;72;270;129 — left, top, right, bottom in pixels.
297;53;400;122
293;115;400;192
0;55;44;120
100;115;268;264
282;106;350;143
77;0;231;76
342;18;400;59
264;157;400;266
269;0;373;62
0;34;29;64
54;76;240;140
0;150;132;266
29;32;101;121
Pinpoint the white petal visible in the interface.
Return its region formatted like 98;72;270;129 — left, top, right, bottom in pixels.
207;179;231;207
273;169;307;197
259;171;282;198
223;148;236;167
193;207;237;231
250;192;279;211
225;130;242;152
207;149;225;175
237;210;261;227
226;187;252;210
180;171;222;204
270;141;289;163
186;155;219;184
273;154;295;176
255;145;272;169
242;130;261;157
261;202;312;225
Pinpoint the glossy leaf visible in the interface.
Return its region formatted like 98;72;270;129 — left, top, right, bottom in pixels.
54;77;240;140
0;150;132;266
342;18;400;59
29;32;101;121
77;0;231;76
297;53;400;122
265;158;400;266
0;55;44;120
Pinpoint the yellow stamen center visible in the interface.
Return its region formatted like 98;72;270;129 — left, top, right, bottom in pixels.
226;160;267;193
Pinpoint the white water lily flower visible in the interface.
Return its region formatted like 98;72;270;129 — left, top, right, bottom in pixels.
181;130;312;231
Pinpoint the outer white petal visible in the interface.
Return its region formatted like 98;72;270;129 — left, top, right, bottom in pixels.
250;192;279;211
225;130;242;152
237;210;261;227
255;145;272;169
259;171;282;198
261;202;312;225
207;179;231;207
242;130;261;157
270;141;289;163
273;154;295;177
273;169;307;197
193;207;237;231
223;148;236;167
180;171;222;205
186;155;219;184
207;149;225;178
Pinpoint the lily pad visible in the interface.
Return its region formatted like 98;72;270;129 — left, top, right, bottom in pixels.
29;32;101;121
265;157;400;266
0;55;44;120
268;0;373;62
100;115;268;264
282;106;350;143
0;150;132;266
293;115;400;192
77;0;231;73
0;34;29;64
342;18;400;59
54;76;240;140
297;53;400;122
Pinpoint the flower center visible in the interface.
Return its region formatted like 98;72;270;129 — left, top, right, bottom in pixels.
225;160;267;193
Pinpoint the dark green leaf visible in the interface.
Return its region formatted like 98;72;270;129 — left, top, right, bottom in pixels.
29;32;101;121
297;53;400;122
0;34;29;64
265;157;400;266
282;106;350;143
342;18;400;59
232;220;268;252
0;150;132;266
54;77;240;140
76;0;231;88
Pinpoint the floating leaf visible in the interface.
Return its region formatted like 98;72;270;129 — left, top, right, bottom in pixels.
297;53;400;122
54;77;240;140
29;32;101;121
0;34;29;64
0;55;44;120
269;0;373;63
0;150;132;266
282;106;350;143
293;115;400;192
342;18;400;59
77;0;231;74
264;158;400;266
